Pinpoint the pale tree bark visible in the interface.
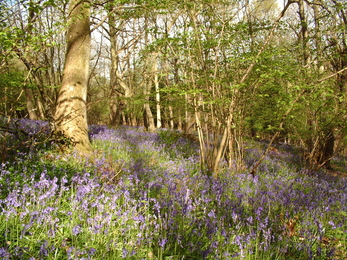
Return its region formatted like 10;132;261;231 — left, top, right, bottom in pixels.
173;58;182;130
154;54;161;128
143;86;156;132
161;14;179;129
313;1;322;71
108;7;124;127
142;17;156;132
108;5;135;127
54;0;92;156
298;0;310;66
143;54;156;132
24;1;39;120
24;87;38;120
165;58;174;129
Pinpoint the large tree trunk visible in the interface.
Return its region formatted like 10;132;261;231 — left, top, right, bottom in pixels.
54;0;92;156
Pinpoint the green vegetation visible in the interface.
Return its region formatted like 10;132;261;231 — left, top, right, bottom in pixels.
1;124;346;259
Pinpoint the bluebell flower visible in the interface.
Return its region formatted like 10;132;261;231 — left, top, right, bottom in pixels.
72;225;82;235
0;247;10;259
208;210;216;219
39;241;49;258
159;238;168;248
122;247;128;258
88;247;96;256
328;220;336;229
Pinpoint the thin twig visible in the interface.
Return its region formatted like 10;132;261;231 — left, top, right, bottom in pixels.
316;67;347;83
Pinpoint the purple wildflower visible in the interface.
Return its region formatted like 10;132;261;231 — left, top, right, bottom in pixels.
88;247;96;257
159;238;168;248
122;247;128;258
0;248;10;259
39;241;49;258
72;225;82;235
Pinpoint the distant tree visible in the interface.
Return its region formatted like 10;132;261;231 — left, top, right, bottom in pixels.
0;0;66;120
107;2;137;127
288;0;347;170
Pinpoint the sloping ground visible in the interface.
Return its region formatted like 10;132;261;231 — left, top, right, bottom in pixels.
0;123;346;259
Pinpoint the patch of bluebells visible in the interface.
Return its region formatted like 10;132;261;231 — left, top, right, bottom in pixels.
0;117;52;160
0;117;51;139
16;118;51;136
88;124;109;139
0;124;347;259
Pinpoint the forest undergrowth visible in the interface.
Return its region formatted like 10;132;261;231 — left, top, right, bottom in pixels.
0;119;347;259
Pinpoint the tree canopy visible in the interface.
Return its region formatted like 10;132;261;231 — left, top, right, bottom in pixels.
0;0;347;172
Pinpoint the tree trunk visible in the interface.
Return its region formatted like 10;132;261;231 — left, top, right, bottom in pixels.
109;36;123;127
141;16;156;132
54;0;92;156
318;132;334;169
24;87;38;120
108;5;127;127
143;81;156;132
154;59;162;129
298;0;310;66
